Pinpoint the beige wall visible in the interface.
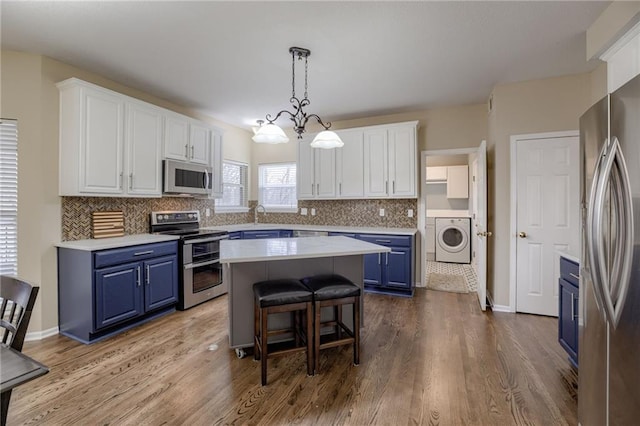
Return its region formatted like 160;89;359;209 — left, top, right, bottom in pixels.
1;50;253;334
487;72;595;307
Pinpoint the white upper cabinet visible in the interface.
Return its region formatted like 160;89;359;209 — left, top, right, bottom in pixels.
388;124;417;197
446;165;469;199
336;130;364;198
363;122;418;198
426;166;447;182
126;101;163;196
297;136;336;199
58;77;219;198
363;128;389;197
164;114;210;165
296;121;417;200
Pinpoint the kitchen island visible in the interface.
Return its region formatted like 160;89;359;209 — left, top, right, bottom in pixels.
220;236;390;357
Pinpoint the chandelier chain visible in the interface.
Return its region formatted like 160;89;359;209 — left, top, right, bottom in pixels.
291;50;296;99
304;55;309;100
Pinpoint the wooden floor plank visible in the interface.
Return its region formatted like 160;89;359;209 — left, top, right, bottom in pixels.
8;288;577;425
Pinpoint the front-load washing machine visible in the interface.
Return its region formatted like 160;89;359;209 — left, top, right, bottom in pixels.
435;217;471;263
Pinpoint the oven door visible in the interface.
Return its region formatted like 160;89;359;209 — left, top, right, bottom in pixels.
181;237;226;309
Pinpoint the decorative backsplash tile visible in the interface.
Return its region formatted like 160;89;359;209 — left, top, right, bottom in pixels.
61;197;418;241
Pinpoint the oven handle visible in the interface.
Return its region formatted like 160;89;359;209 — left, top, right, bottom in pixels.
183;235;229;245
184;259;221;269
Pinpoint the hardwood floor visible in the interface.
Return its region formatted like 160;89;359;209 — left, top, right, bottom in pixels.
8;289;577;425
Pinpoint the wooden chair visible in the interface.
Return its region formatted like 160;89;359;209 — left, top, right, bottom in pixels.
1;276;40;426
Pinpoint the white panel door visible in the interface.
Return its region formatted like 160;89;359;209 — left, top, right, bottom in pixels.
189;122;210;165
516;135;579;316
315;147;336;198
80;88;124;194
388;125;416;197
475;141;488;311
126;102;163;196
297;137;315;199
164;113;190;161
363;129;388;197
336;130;364;198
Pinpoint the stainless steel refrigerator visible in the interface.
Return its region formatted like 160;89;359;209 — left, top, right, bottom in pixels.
579;73;640;426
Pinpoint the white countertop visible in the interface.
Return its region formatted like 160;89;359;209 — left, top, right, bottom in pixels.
208;223;418;236
55;234;180;251
220;236;391;264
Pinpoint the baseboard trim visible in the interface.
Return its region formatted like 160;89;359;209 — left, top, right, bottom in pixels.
486;293;512;313
26;326;59;341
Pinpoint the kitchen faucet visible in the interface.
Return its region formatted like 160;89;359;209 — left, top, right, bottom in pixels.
254;204;266;224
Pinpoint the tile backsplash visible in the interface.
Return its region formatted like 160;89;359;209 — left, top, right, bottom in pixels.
61;197;418;241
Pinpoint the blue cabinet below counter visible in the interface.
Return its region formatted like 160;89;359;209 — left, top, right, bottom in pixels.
358;234;414;297
558;255;579;368
58;241;178;344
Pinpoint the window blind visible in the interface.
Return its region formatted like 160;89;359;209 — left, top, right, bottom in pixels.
258;162;297;209
0;119;18;276
215;161;248;209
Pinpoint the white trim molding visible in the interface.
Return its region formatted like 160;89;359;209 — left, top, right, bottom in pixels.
25;327;59;341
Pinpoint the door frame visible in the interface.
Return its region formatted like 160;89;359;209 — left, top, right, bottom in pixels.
420;147;477;289
508;130;579;312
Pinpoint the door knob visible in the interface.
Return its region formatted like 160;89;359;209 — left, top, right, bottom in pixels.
518;231;527;238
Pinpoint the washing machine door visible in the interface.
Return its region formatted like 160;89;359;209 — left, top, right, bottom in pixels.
438;225;468;253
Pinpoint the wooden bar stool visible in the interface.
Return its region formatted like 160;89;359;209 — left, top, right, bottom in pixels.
301;274;361;373
253;278;314;386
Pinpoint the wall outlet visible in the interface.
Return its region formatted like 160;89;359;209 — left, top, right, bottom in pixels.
205;208;211;217
300;207;308;215
311;208;316;216
408;209;414;218
379;208;385;217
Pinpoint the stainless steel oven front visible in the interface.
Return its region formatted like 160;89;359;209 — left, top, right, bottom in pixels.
180;234;228;310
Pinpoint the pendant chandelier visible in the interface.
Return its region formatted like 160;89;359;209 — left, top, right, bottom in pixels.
252;47;344;149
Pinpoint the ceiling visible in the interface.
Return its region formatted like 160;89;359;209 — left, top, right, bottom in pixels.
1;1;610;130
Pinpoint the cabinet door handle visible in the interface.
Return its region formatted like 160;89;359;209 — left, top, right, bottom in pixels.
185;143;189;158
386;181;388;194
129;173;133;190
119;172;123;189
392;180;395;194
569;273;580;280
339;182;342;195
316;183;319;196
136;266;141;287
571;293;575;321
377;253;381;265
145;265;150;285
376;239;391;243
386;253;389;265
191;145;194;159
134;250;154;256
311;184;314;196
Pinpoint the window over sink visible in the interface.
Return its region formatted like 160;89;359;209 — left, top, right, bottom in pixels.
215;160;248;213
258;162;298;212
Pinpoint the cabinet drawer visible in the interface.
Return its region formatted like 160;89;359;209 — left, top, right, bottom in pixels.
358;234;412;247
560;257;580;287
94;241;178;268
242;230;280;239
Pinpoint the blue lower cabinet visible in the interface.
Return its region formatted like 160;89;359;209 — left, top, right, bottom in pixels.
241;230;281;239
144;255;179;311
58;241;179;344
329;232;357;239
358;234;414;297
279;230;293;238
558;256;579;368
228;231;242;240
95;262;144;330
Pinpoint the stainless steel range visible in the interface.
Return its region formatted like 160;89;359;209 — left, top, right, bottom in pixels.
150;211;228;310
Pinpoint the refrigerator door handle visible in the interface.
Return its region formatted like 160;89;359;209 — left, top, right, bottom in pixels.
607;137;634;329
587;139;608;314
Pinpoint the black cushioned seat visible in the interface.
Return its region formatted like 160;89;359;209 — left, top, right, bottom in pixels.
301;274;361;373
301;274;361;301
253;278;314;386
254;279;313;307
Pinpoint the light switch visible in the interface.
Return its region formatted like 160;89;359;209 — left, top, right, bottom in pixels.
300;208;308;215
205;208;211;217
408;209;414;218
311;208;316;216
379;208;385;217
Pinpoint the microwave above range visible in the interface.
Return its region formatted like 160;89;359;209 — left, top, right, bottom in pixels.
163;159;212;196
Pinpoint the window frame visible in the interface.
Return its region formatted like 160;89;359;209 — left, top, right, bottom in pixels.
215;160;249;213
258;162;298;213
